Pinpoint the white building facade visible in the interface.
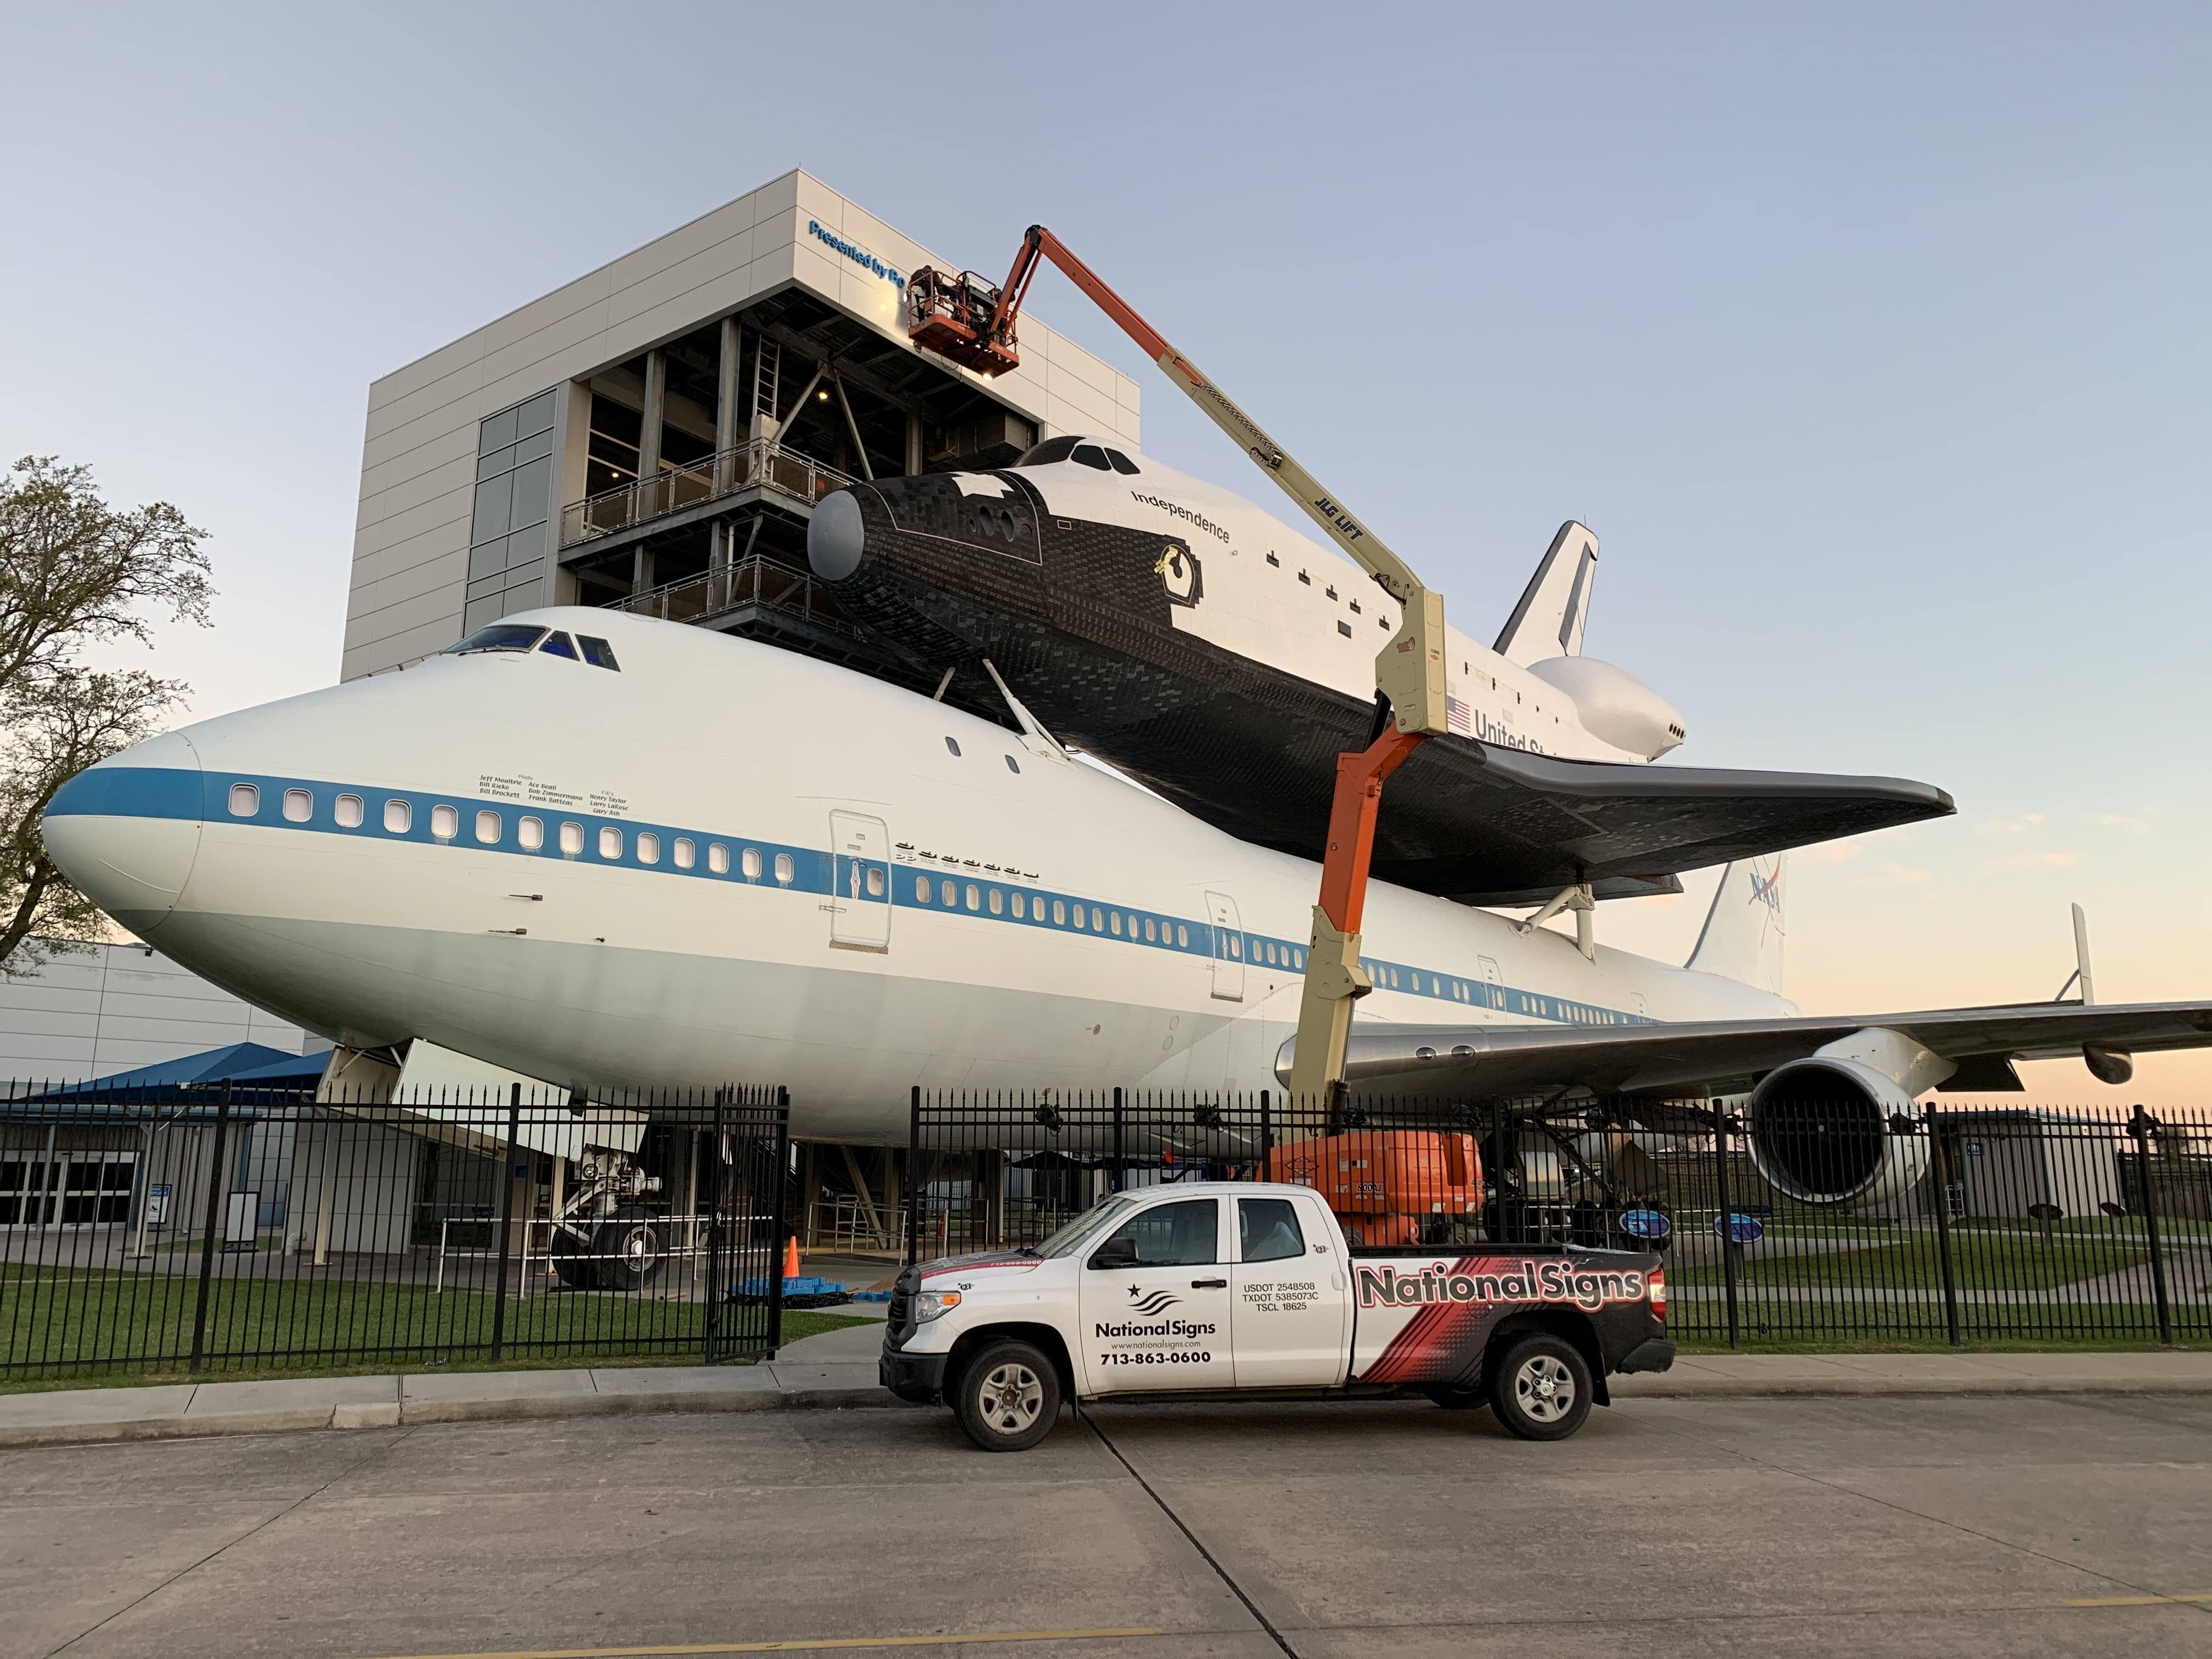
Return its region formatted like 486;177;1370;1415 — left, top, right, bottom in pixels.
345;170;1140;680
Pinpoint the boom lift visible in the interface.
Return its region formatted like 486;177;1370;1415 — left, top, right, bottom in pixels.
909;227;1449;1102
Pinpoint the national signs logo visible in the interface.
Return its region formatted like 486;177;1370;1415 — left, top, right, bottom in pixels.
1127;1286;1181;1317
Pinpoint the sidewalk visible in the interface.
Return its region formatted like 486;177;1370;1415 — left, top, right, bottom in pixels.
3;1323;2207;1450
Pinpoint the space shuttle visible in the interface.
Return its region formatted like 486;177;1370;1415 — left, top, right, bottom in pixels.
808;436;1943;907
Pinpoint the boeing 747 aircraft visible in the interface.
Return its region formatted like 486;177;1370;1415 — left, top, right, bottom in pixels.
40;608;2212;1206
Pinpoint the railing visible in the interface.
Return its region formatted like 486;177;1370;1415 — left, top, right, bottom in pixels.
602;554;861;636
560;439;859;546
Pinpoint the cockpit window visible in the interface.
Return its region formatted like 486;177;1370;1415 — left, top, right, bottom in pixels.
445;624;548;655
1104;449;1140;475
1012;436;1083;467
1070;445;1111;471
577;635;620;671
539;631;579;659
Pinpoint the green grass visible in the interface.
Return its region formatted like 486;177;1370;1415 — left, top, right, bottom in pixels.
1672;1233;2149;1291
0;1266;873;1391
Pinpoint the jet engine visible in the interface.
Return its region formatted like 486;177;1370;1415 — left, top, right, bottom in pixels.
1523;656;1685;759
1743;1057;1930;1207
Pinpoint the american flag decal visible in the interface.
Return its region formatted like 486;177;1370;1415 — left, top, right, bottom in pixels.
1447;695;1472;735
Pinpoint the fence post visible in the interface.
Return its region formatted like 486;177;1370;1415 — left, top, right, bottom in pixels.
1925;1104;1961;1345
905;1086;922;1267
1111;1087;1126;1195
706;1090;725;1364
188;1084;234;1373
1711;1103;1741;1351
766;1087;791;1356
2131;1105;2173;1345
490;1084;521;1361
1259;1090;1273;1177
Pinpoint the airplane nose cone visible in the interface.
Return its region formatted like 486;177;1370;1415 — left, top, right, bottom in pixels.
39;730;205;938
808;488;867;582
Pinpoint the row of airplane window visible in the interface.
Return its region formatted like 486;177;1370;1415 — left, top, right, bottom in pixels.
221;781;1636;1025
224;783;795;881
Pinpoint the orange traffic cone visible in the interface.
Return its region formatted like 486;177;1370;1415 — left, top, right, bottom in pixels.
782;1235;802;1282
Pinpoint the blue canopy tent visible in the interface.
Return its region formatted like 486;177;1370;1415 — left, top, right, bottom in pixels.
7;1042;331;1116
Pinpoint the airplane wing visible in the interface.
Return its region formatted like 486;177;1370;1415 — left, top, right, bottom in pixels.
1283;1001;2212;1097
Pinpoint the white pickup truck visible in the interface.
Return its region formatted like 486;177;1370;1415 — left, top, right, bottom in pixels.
879;1180;1674;1451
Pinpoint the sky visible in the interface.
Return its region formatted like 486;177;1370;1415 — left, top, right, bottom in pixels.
3;3;2207;1103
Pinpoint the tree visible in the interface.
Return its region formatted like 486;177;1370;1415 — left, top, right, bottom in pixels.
1;457;212;976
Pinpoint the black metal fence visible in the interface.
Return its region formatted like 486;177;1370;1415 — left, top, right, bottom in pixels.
907;1089;2212;1348
0;1082;790;1380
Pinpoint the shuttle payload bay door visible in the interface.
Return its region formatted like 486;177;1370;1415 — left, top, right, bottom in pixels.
1206;891;1245;1002
829;811;892;953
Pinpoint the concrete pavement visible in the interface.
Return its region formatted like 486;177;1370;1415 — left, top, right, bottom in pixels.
1;1325;2207;1449
5;1391;2209;1658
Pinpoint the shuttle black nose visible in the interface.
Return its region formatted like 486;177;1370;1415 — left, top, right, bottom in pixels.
808;489;867;582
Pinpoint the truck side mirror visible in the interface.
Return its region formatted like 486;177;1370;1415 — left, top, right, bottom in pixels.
1088;1236;1138;1270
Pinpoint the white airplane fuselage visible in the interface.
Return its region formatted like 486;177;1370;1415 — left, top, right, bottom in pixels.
42;609;1788;1141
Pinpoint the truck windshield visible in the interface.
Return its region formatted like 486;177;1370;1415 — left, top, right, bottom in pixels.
1034;1196;1136;1259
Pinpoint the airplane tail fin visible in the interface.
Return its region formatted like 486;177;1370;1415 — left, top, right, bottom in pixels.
1686;855;1787;996
1494;522;1599;665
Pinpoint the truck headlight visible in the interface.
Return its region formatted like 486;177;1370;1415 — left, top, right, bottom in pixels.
913;1289;962;1323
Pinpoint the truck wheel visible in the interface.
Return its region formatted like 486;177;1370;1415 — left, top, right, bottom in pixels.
593;1206;666;1293
1487;1334;1592;1441
952;1340;1060;1452
1422;1383;1488;1412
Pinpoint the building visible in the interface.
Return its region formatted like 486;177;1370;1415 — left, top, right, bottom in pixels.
345;168;1141;681
0;940;319;1087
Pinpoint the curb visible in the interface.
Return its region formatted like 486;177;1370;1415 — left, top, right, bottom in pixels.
5;1370;2209;1449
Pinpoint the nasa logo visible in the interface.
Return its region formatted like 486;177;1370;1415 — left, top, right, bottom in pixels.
1154;544;1203;608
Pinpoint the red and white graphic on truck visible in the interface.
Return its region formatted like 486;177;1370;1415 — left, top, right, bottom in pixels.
1352;1256;1649;1386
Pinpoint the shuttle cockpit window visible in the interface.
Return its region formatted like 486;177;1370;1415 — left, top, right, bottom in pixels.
1103;449;1140;475
577;635;620;672
538;631;579;660
445;624;546;656
1070;445;1111;471
1013;436;1082;467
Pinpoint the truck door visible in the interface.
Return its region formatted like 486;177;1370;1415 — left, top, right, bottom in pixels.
1076;1195;1234;1395
1230;1193;1349;1389
1205;892;1244;1001
827;810;891;953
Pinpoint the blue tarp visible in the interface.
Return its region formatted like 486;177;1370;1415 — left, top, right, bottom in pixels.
5;1041;332;1113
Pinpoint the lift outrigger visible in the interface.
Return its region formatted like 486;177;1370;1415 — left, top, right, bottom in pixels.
909;227;1449;1103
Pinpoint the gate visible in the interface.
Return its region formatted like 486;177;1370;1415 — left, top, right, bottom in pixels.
705;1086;793;1362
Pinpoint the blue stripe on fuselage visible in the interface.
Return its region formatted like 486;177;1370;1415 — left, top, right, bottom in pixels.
48;765;1655;1027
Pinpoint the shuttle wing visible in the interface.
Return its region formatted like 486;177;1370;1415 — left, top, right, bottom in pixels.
1288;1001;2212;1097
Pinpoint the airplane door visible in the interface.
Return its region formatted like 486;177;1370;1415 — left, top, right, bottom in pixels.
1205;891;1244;1002
828;811;891;953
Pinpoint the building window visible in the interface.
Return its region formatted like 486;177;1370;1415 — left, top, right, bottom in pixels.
708;843;729;874
637;832;660;865
741;847;761;879
560;821;583;855
475;810;501;844
430;805;459;840
281;788;311;822
384;799;411;834
519;816;543;850
916;876;932;904
335;793;364;828
598;827;622;859
774;853;794;884
463;389;558;635
228;783;258;817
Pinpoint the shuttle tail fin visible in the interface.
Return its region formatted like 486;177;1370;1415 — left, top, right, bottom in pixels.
1686;855;1787;997
1494;522;1599;665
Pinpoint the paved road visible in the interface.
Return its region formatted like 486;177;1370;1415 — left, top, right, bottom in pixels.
6;1392;2209;1658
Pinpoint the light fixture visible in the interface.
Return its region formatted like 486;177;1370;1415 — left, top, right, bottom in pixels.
816;388;830;401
